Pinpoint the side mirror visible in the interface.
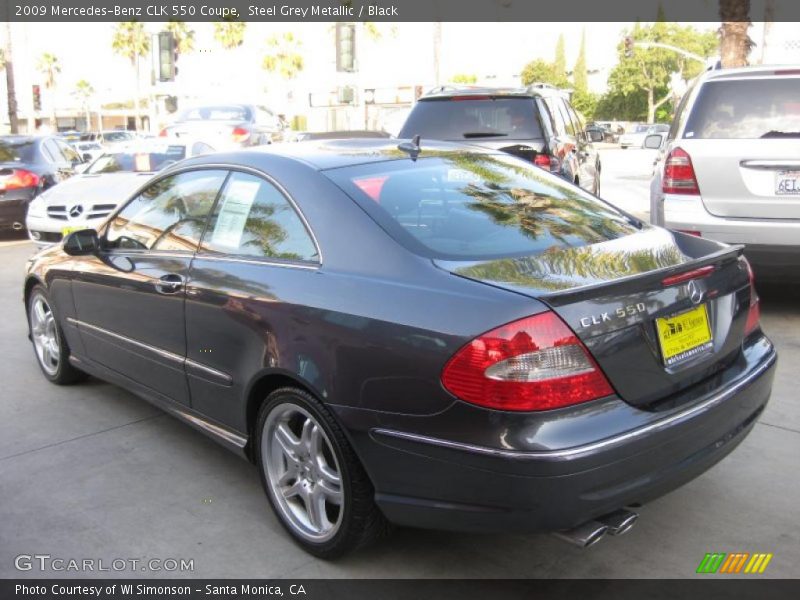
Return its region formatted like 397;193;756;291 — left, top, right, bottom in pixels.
63;229;99;256
644;133;665;150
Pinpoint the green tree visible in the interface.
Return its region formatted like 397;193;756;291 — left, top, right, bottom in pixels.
262;32;304;80
573;29;588;94
111;21;150;131
554;33;566;78
450;73;477;84
213;21;246;50
73;79;94;131
520;59;568;88
602;22;717;123
36;53;60;131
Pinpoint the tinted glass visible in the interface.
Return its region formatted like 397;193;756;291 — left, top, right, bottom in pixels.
684;77;800;139
56;140;81;163
544;98;566;136
0;138;38;163
106;170;227;252
327;154;638;261
177;105;252;122
200;172;318;262
399;98;543;140
103;131;134;143
87;145;188;174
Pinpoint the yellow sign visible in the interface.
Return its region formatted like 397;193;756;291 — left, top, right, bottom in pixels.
656;304;713;365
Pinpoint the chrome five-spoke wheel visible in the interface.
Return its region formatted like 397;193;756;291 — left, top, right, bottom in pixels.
262;402;344;542
30;294;60;376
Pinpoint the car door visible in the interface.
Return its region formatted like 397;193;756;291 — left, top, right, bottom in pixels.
184;169;321;432
70;168;228;405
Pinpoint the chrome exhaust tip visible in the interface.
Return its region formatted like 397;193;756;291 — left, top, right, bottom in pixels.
12;222;24;231
598;509;639;536
553;520;609;548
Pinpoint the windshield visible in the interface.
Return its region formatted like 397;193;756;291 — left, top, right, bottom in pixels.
86;145;187;174
176;105;252;122
399;98;543;140
684;77;800;139
327;154;638;261
104;131;134;143
0;139;37;163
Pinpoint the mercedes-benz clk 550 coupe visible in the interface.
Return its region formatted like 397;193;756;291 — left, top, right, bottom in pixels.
24;139;776;558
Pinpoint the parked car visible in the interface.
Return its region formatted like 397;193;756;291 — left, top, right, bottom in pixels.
620;124;670;149
398;86;601;194
649;66;800;278
0;135;82;234
71;141;104;163
26;139;215;245
80;130;136;148
160;104;286;149
24;139;775;557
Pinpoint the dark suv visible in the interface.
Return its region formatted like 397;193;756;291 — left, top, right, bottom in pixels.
399;85;601;194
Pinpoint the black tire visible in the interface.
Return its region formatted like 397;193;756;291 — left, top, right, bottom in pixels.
27;285;86;384
255;387;389;558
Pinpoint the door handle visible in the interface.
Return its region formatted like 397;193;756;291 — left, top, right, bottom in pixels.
155;274;185;294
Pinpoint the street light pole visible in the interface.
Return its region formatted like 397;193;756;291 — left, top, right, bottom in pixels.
634;41;707;64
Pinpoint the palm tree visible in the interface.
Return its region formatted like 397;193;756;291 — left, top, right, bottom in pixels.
36;52;60;131
165;20;195;55
719;0;753;67
73;79;94;131
213;21;246;50
262;33;304;80
111;21;150;131
2;23;19;134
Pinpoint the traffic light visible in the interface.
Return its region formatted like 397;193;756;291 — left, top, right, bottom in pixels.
32;85;41;111
158;31;177;82
336;23;356;72
624;36;634;58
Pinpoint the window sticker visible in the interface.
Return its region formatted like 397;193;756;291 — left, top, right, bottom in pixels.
134;153;152;172
210;179;261;248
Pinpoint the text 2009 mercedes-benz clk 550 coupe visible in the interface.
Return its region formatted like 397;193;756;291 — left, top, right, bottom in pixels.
24;139;776;558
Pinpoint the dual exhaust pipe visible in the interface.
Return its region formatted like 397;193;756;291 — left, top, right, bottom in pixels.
553;509;638;548
12;222;24;231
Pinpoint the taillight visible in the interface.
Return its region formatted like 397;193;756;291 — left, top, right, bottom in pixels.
3;169;40;190
533;152;560;173
662;147;700;195
158;128;168;137
743;258;761;336
231;127;251;143
441;311;614;411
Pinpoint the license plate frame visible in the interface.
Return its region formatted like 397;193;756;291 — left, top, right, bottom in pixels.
776;170;800;196
655;304;713;366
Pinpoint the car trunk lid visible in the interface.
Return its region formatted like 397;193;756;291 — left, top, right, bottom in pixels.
435;228;753;409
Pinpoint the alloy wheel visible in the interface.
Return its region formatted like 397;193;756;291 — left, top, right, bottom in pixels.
30;295;60;376
262;402;344;542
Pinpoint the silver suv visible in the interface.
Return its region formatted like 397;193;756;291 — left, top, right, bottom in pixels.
649;66;800;277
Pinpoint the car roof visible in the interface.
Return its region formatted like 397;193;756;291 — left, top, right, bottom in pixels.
420;84;569;101
183;138;498;171
701;65;800;82
0;135;41;143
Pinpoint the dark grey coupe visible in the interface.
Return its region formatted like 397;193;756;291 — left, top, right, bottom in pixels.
24;139;776;558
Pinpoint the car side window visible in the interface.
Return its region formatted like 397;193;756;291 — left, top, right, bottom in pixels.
669;90;692;141
199;171;318;263
544;98;567;136
556;99;577;136
56;140;81;164
105;169;228;252
566;103;585;139
42;139;64;163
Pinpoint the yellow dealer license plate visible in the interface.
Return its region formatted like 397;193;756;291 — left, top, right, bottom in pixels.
61;226;82;237
656;304;713;366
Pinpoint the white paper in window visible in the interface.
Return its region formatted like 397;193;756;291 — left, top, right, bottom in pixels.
210;179;261;248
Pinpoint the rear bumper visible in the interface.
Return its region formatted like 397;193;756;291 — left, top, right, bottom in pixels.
336;336;776;533
0;194;33;230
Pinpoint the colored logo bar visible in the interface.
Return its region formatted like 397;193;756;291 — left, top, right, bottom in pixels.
696;552;773;574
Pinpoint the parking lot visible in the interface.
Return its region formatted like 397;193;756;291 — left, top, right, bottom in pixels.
1;149;798;578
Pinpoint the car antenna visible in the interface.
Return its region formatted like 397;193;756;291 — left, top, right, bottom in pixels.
398;135;421;161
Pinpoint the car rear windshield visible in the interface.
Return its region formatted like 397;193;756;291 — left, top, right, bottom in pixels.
327;154;638;261
177;105;252;121
0;139;38;163
684;77;800;139
87;146;187;174
399;98;543;140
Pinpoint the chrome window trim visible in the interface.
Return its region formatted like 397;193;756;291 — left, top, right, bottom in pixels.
372;349;775;462
191;254;319;271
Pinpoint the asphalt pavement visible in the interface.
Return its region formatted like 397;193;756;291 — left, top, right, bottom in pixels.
1;156;798;578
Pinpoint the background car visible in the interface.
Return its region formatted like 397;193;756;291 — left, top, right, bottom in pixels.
24;139;773;558
399;85;601;194
0;135;82;234
649;66;800;279
26;138;214;245
71;141;104;163
80;130;136;148
160;104;286;149
620;123;669;149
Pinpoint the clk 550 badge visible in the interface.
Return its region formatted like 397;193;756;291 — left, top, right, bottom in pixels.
580;303;646;328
